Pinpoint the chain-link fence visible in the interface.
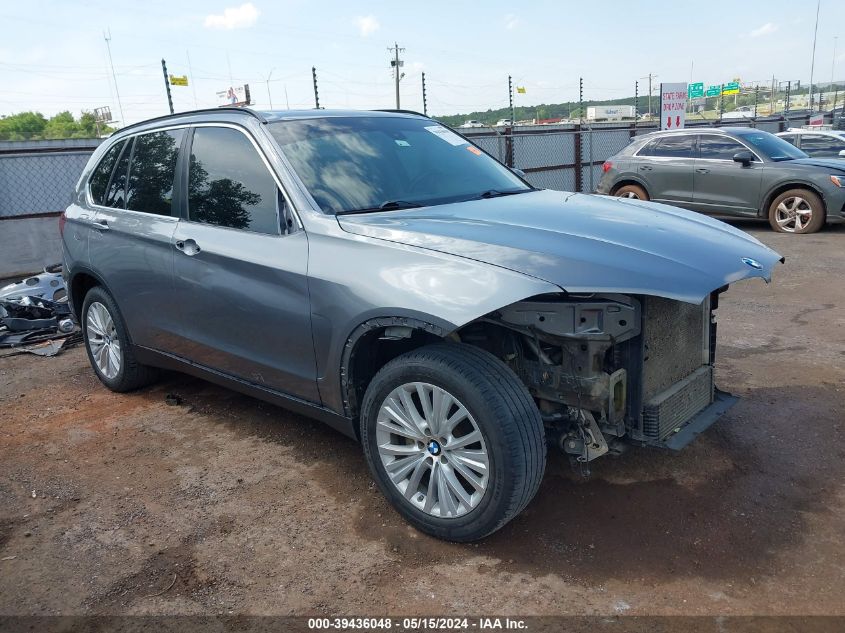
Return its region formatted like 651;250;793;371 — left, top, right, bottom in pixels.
461;111;833;193
0;139;102;218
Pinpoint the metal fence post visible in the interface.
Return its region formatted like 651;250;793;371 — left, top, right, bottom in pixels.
588;124;594;192
574;125;583;193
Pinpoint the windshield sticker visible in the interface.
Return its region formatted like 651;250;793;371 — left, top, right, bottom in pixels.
424;125;468;146
466;146;482;156
395;139;411;147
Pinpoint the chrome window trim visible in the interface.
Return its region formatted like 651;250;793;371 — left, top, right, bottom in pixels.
84;122;303;235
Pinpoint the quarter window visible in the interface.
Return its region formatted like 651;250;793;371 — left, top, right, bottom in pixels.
104;139;132;208
698;135;749;160
125;129;184;215
187;127;280;234
89;140;126;206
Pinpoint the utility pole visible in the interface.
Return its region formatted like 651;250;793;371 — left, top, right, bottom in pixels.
388;42;405;109
771;75;777;114
312;66;320;109
508;75;514;123
753;85;760;120
785;81;792;115
161;59;174;115
266;68;275;109
832;37;839;117
809;0;821;111
648;73;653;116
634;80;639;121
103;29;125;125
421;72;428;116
719;83;725;119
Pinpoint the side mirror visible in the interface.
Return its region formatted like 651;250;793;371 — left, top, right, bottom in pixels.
511;168;526;179
733;150;754;166
838;149;845;158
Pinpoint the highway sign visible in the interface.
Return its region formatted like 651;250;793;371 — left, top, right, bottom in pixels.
722;82;740;95
688;82;704;98
169;75;189;86
705;85;721;97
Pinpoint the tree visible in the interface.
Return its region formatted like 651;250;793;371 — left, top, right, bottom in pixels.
0;110;113;141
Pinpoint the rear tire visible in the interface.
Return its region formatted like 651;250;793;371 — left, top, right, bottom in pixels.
360;342;545;542
614;183;649;200
81;286;159;392
768;188;824;234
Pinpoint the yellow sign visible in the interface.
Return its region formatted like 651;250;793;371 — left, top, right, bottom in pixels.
516;86;526;94
169;75;189;86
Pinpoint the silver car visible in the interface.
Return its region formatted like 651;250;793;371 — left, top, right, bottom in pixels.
63;109;781;541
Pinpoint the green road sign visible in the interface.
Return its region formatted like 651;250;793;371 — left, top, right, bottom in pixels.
722;81;740;95
705;85;721;97
688;82;704;98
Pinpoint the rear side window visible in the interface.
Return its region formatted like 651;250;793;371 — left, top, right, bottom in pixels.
698;135;748;160
126;129;185;215
800;134;845;156
648;136;695;158
88;140;126;206
104;139;132;208
187;127;279;234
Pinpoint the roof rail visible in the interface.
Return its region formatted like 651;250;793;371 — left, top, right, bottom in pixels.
373;109;430;118
112;107;267;136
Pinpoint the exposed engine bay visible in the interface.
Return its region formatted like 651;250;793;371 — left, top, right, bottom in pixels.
458;291;733;469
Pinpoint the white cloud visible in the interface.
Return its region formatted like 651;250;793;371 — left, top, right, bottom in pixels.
411;61;425;72
504;14;519;30
204;3;260;30
750;22;778;37
355;15;380;37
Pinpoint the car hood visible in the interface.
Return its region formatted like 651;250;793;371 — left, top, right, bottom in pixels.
787;158;845;170
337;190;784;304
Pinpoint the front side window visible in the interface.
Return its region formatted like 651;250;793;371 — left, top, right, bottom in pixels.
268;116;529;214
125;129;184;215
735;131;807;162
698;135;749;160
104;139;132;208
187;127;280;234
88;140;126;205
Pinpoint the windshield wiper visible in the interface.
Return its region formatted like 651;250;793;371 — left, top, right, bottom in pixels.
336;200;423;215
470;188;533;200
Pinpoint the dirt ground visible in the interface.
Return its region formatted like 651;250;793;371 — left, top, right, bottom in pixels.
1;220;844;618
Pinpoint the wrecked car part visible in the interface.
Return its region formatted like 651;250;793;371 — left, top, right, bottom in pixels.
58;318;75;334
0;264;67;302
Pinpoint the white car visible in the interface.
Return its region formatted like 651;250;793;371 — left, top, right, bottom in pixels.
776;128;845;158
721;106;754;120
495;119;513;127
459;120;484;128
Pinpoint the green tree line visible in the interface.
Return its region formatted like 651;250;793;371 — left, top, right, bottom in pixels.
0;111;113;141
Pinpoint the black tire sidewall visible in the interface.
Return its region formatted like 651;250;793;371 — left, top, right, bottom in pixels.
360;346;534;541
769;189;824;234
81;286;131;390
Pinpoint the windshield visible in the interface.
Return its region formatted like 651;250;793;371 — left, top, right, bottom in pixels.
268;116;530;214
736;131;808;161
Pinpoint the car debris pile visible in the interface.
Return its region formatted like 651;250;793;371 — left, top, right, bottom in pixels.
0;265;80;357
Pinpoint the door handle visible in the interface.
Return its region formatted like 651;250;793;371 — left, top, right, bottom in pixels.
695;167;710;174
91;219;110;230
175;238;201;256
639;165;653;171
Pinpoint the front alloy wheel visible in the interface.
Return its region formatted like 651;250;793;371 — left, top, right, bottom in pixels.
376;382;489;518
768;188;824;234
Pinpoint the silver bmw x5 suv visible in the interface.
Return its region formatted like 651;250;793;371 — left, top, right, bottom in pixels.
63;108;782;541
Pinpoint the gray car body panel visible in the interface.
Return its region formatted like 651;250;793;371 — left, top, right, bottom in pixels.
598;128;845;221
64;109;783;431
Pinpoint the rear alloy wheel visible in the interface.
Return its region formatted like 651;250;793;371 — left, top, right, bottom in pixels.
614;184;649;200
360;343;546;542
768;188;824;234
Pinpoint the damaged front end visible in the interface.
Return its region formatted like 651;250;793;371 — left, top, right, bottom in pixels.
459;290;736;468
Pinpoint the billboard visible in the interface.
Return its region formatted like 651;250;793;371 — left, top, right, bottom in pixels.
216;84;251;107
660;82;687;130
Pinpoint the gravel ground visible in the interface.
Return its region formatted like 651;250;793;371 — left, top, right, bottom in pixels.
0;221;843;617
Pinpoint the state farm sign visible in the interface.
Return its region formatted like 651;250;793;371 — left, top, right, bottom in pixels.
660;82;688;130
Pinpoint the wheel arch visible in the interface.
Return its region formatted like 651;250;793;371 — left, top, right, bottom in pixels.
759;181;827;219
67;265;109;322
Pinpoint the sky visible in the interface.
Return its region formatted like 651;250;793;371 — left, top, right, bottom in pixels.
1;0;843;126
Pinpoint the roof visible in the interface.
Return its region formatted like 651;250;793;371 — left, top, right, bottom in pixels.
636;126;766;140
112;107;429;137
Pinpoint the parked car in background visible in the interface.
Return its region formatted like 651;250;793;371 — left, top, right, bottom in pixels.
777;128;845;158
63;108;782;541
495;118;513;127
459;120;484;128
597;127;845;233
721;106;754;120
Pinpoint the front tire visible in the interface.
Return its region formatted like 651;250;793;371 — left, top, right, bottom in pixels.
81;286;159;392
768;188;824;233
360;343;545;542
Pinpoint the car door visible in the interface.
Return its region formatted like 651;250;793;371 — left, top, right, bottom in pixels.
691;134;762;216
634;135;696;207
798;133;845;158
170;124;318;402
88;128;186;350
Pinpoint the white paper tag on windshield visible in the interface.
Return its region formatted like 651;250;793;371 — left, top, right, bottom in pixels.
424;125;467;146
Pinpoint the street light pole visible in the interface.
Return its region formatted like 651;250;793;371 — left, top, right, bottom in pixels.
266;68;275;109
809;0;821;111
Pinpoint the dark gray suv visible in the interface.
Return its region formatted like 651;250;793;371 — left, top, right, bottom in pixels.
63;108;781;541
597;127;845;233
